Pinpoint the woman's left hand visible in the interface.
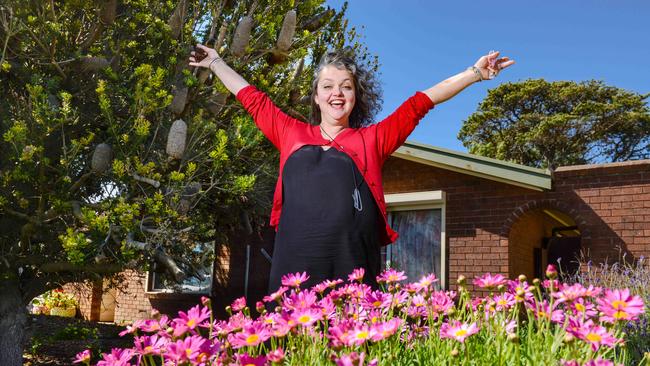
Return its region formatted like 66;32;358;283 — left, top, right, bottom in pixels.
474;51;515;80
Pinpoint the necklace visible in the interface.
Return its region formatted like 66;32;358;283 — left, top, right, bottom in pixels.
319;125;363;212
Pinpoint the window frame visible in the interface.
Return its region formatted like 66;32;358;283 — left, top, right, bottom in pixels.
384;190;447;289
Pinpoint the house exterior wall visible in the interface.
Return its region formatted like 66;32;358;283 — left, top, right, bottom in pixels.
382;157;650;291
67;156;650;323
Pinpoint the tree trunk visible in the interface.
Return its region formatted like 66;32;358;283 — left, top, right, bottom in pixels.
0;278;26;366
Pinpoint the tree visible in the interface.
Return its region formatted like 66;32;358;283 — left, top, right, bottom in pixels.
0;0;376;364
458;79;650;169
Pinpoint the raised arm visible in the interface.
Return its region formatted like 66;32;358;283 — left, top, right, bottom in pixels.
188;44;249;95
188;43;297;150
422;50;515;105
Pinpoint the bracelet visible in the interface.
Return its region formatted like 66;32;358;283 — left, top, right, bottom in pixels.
208;56;222;69
467;66;484;82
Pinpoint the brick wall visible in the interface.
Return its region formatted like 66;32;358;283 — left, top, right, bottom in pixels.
382;156;650;291
69;157;650;323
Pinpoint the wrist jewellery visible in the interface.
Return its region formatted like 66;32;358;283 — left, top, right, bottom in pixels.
468;65;484;82
208;56;222;69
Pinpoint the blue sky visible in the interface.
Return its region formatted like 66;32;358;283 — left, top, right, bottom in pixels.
326;0;650;152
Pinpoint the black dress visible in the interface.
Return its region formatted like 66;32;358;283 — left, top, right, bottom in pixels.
268;145;382;292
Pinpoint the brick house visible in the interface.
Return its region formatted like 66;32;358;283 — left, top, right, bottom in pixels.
68;140;650;323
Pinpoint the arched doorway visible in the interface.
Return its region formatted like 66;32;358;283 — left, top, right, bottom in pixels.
508;207;582;281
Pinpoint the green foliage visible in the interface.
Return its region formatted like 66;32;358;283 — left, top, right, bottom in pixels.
459;79;650;168
0;0;375;332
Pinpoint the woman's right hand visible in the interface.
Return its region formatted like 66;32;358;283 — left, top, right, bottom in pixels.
188;44;220;69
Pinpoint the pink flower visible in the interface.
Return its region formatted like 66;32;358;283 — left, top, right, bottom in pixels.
118;320;146;337
429;291;454;318
574;320;621;351
172;304;211;337
229;321;272;349
370;318;402;341
263;286;288;303
597;288;645;323
134;334;168;356
493;292;516;311
164;335;205;363
236;353;267;366
412;273;439;292
347;324;377;346
291;307;323;327
134;334;169;356
231;296;247;312
333;351;377;366
362;290;391;310
554;283;601;303
139;315;169;333
284;289;318;311
73;349;91;364
348;268;365;283
267;347;285;363
96;348;134;366
529;300;564;324
376;268;407;284
569;298;598;319
473;273;507;289
281;271;309;288
439;321;479;343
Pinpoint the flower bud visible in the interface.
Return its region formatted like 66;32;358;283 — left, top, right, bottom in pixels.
451;349;459;357
497;284;505;292
518;274;527;283
507;333;519;344
201;296;211;307
545;264;558;279
532;278;541;287
457;275;466;286
563;333;574;343
256;301;265;314
516;289;525;298
150;308;161;319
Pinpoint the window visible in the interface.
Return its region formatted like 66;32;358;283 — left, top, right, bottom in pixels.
383;191;446;289
146;241;215;294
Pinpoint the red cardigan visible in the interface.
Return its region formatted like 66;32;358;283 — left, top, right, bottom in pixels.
236;85;434;245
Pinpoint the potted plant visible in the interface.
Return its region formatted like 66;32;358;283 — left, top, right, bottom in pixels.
43;289;78;317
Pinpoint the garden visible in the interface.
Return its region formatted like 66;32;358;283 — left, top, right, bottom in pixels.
54;260;648;366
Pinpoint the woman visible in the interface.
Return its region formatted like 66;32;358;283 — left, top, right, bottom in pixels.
189;45;514;292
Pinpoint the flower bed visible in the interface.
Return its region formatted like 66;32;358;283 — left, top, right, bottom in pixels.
78;265;647;365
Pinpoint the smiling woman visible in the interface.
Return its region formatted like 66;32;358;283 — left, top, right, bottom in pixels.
189;44;514;293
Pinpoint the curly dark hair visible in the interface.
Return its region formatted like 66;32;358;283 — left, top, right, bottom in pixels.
309;48;382;128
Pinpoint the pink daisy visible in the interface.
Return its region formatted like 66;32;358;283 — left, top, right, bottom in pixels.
597;288;645;323
348;268;365;283
281;271;309;288
376;268;407;284
439;320;479;343
473;273;507;289
229;321;272;349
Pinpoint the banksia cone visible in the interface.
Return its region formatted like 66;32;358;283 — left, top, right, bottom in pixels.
168;0;187;39
276;10;296;52
206;92;228;116
99;0;117;25
302;8;334;32
81;56;110;72
169;86;188;115
231;16;253;57
166;119;187;159
178;181;201;214
91;143;113;173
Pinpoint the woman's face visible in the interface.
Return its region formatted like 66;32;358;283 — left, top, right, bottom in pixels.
314;65;356;126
